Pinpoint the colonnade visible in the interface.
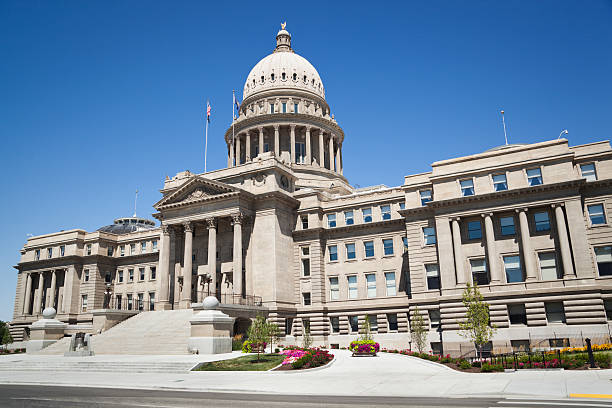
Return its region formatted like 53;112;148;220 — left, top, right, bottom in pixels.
227;124;343;174
22;269;63;315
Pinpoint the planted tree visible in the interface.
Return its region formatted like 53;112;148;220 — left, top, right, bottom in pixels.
410;306;428;353
458;283;497;360
0;321;12;345
359;315;373;341
246;315;268;361
266;321;281;354
301;324;313;349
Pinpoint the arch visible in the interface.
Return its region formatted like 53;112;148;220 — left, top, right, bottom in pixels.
233;317;251;337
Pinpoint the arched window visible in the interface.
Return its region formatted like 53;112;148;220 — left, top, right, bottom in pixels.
303;75;307;82
261;76;264;83
271;73;275;81
282;72;286;80
293;73;297;81
312;79;315;85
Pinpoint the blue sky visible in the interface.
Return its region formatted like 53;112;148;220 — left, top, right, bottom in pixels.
0;1;611;321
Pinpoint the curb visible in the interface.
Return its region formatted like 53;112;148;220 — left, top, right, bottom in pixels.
270;354;336;374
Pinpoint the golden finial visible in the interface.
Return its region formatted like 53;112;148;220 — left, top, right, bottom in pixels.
281;21;286;30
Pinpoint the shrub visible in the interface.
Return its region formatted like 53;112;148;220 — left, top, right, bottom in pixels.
595;352;611;368
241;340;267;353
458;360;472;370
471;361;482;368
349;340;380;354
481;363;504;372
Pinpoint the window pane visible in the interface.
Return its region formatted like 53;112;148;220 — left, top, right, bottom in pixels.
420;190;432;206
534;212;550;231
580;163;597;181
381;205;391;220
363;208;372;223
588;204;606;225
460;179;474;196
364;241;374;257
595;246;612;276
423;227;436;245
539;252;558;280
387;313;398;331
527;168;542;186
426;264;440;290
328;213;336;228
348;276;358;299
500;216;515;235
429;310;441;329
346;243;356;259
329;277;339;300
545;302;565;324
468;221;482;239
330;317;340;333
385;272;396;296
349;316;359;332
504;256;523;283
345;211;354;225
383;239;394;255
470;259;489;285
508;304;527;325
366;274;376;298
493;174;508;191
329;245;337;261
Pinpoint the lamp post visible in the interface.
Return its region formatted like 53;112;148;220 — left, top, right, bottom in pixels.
558;129;568;140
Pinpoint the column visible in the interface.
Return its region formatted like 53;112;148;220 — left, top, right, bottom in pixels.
235;134;241;165
318;130;324;167
329;135;335;171
181;222;193;307
553;204;575;278
290;125;296;164
483;213;501;283
34;272;44;314
258;127;264;157
517;209;537;281
48;270;57;308
245;131;251;161
335;143;341;174
451;218;466;285
229;141;235;168
232;213;243;298
206;218;218;298
274;125;280;157
339;146;343;175
305;127;311;165
564;199;593;278
434;217;456;289
157;224;172;309
23;273;32;315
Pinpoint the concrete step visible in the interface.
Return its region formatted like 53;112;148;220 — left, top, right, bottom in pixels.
0;361;196;373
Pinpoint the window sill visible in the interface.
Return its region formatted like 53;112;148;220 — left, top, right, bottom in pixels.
382;254;395;258
346;258;357;263
589;223;610;229
327;260;339;264
364;256;376;260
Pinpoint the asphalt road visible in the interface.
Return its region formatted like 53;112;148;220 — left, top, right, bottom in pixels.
1;385;612;408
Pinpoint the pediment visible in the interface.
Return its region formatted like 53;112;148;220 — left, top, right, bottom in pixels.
154;176;240;209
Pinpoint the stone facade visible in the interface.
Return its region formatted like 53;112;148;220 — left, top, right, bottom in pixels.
9;26;612;356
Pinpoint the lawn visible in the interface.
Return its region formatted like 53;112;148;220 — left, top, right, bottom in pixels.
193;354;285;371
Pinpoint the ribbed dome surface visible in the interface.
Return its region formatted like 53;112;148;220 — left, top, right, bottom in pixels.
97;217;157;235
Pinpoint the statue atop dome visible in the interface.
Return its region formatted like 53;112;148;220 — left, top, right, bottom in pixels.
281;21;286;30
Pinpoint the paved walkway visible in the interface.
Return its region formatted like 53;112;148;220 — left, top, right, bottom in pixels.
2;350;612;400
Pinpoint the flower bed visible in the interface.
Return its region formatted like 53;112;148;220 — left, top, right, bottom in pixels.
349;340;380;356
241;340;267;353
275;347;333;370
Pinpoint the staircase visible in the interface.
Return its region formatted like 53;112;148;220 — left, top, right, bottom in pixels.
0;359;198;373
37;309;194;355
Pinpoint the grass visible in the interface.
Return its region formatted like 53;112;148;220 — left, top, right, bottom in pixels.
193;354;285;371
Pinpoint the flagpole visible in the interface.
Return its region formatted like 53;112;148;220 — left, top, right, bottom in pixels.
501;110;508;145
232;90;236;165
205;100;209;173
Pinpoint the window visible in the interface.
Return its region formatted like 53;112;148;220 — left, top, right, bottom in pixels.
534;212;550;232
137;293;144;311
399;202;405;210
545;302;566;324
349;316;359;332
116;294;122;310
549;338;570;348
504;256;523;283
107;246;113;256
362;208;372;223
302;292;311;306
84;269;89;282
369;315;378;332
385;272;396;296
128;268;134;282
152;241;158;251
294;103;298;113
81;295;88;312
539;252;558;280
511;340;530;352
60;245;65;257
429;310;441;330
426;264;440;290
344;211;354;225
86;244;92;256
118;270;124;283
366;274;376;297
470;259;489;285
149;293;155;311
150;267;156;280
301;215;309;229
381;205;391;220
420;189;432;206
460;179;474;196
270;73;275;81
493;174;508;191
301;246;310;276
423;227;436;245
270;104;274;114
595;246;612;276
500;216;516;236
508;304;527;325
120;245;125;256
588;204;606;225
47;248;53;258
383;239;394;256
329;245;338;261
327;213;336;228
295;142;305;163
329;277;339;300
282;102;287;113
402;236;408;250
330;317;340;333
139;267;145;281
527;168;543;186
130;243;136;254
580;163;597;181
468;221;482;240
285;318;293;335
141;242;146;252
127;294;133;310
387;313;398;331
35;249;40;260
605;300;612;320
105;272;111;283
346;243;356;260
431;342;442;355
364;241;375;258
348;275;358;299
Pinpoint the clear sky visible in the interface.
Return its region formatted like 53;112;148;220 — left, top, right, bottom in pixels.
1;1;611;322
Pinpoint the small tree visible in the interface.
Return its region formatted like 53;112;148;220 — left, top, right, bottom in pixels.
266;321;281;354
301;324;313;349
410;306;428;353
247;315;268;361
458;283;497;360
359;315;373;341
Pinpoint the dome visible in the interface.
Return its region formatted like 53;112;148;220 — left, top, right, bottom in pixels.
97;216;157;235
243;26;325;100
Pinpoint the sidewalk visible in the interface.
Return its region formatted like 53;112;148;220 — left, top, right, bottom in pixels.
2;350;612;400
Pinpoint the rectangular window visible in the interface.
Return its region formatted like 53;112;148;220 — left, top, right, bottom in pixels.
588;204;606;225
118;270;123;283
105;272;111;283
504;255;523;283
493;174;508;191
107;246;114;256
399;202;405;210
60;245;65;257
330;317;340;333
385;272;396;296
295;142;306;164
508;304;527;325
302;258;310;277
383;239;394;256
500;216;516;236
86;244;92;256
387;313;398;331
605;300;612;320
369;315;378;332
329;277;339;300
137;293;144;311
420;189;432;206
362;208;372;223
366;274;376;297
84;269;89;282
127;294;133;310
149;293;155;311
346;243;356;260
329;245;338;261
527;168;543;186
344;211;354;225
150;267;156;280
423;227;436;245
35;249;40;260
294;103;298;114
301;215;309;229
328;213;336;228
511;340;530;352
381;205;391;220
302;292;311;306
348;275;358;299
364;241;375;258
468;221;482;240
470;259;489;285
116;294;122;310
402;236;408;250
285;318;293;335
282;102;287;113
128;269;134;282
270;104;274;114
141;242;146;252
580;163;597;181
81;295;88;312
426;264;440;290
120;245;125;256
539;252;558;280
47;248;53;258
349;316;359;332
460;179;474;196
429;310;441;330
152;241;158;251
534;212;550;231
139;267;145;281
130;243;136;254
545;302;566;324
595;246;612;276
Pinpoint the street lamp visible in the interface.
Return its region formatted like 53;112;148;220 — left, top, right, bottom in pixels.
558;129;569;140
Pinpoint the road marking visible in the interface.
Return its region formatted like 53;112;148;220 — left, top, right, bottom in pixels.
499;401;612;407
571;394;612;400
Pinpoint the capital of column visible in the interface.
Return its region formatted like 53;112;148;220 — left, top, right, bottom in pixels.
273;124;279;131
515;208;529;214
290;124;296;131
258;126;264;134
205;217;217;230
551;203;565;208
231;212;244;226
182;221;193;233
480;212;493;218
161;224;171;236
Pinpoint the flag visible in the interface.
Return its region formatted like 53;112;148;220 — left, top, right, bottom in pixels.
234;96;241;117
206;101;211;123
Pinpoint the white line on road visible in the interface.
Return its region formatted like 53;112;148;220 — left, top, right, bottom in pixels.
498;401;612;407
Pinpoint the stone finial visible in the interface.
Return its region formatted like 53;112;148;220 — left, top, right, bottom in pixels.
42;307;57;319
202;296;220;310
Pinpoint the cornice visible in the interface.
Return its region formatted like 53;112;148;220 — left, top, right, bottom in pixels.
293;218;404;238
241;88;329;111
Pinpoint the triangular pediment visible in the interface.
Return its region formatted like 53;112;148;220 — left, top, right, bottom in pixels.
154;176;240;209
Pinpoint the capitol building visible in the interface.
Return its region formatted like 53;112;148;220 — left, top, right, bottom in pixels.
9;26;612;356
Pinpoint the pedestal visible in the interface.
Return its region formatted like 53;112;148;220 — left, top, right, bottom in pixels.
26;308;68;353
188;296;233;354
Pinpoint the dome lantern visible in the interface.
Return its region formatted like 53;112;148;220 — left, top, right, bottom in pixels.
275;22;292;53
